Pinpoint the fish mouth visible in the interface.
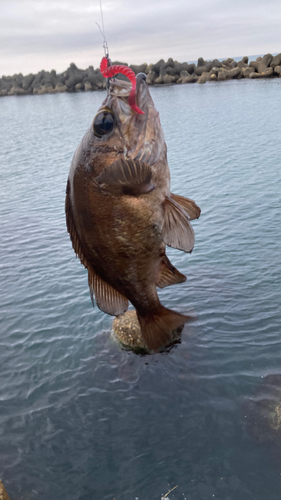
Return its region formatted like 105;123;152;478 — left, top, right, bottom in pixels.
135;72;147;111
109;73;148;112
135;73;152;115
132;74;165;165
108;74;165;165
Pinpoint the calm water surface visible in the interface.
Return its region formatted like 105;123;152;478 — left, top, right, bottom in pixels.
0;79;281;500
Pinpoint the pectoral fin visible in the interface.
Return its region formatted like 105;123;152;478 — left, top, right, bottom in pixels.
162;196;195;253
95;158;154;196
170;193;201;220
156;255;186;288
88;268;129;316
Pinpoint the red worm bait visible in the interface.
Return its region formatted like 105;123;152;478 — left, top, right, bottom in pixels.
100;56;144;115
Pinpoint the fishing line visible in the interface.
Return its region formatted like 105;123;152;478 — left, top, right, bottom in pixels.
99;0;106;40
96;0;109;58
96;0;143;114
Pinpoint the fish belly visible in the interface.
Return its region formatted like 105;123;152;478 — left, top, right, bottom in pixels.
75;183;162;309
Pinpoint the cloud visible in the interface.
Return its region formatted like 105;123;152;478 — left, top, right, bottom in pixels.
1;0;280;76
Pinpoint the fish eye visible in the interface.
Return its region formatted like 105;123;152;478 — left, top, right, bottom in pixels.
93;109;115;138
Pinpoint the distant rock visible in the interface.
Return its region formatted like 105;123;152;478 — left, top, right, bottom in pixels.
154;64;167;84
217;70;226;81
262;67;274;77
237;56;249;69
111;61;128;66
270;53;281;68
226;67;241;79
55;82;67;93
8;85;27;96
163;74;176;84
249;66;273;79
241;67;253;78
195;65;208;76
165;58;175;68
249;54;273;76
75;82;84;92
1;52;281;98
209;72;217;82
211;58;222;68
249;71;266;79
22;73;35;91
197;74;207;84
274;65;281;76
197;57;207;67
146;70;157;85
84;82;93;91
129;63;147;75
65;74;84;90
151;59;165;75
222;58;237;68
181;73;198;84
174;62;194;74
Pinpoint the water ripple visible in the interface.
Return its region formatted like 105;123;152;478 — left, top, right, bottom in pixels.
0;81;281;500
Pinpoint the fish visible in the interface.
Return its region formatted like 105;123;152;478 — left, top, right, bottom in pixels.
65;63;201;351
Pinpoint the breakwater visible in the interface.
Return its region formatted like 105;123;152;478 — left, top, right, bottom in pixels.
1;52;281;97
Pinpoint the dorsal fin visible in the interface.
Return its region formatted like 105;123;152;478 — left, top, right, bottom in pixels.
170;193;201;220
65;179;89;268
156;255;186;288
66;180;129;316
88;268;129;316
95;158;154;195
162;196;195;253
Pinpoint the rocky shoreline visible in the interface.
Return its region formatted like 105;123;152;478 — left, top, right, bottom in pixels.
1;52;281;97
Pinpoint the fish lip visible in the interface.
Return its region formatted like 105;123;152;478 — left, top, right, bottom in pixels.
136;72;147;92
136;73;147;112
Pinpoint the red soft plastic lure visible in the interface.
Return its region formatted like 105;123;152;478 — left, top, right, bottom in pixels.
100;56;144;115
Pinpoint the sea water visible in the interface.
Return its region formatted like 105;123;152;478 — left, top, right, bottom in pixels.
0;79;281;500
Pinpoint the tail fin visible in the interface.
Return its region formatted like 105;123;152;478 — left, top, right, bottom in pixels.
137;306;193;351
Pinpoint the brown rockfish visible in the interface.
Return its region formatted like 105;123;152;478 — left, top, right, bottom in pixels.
65;68;200;351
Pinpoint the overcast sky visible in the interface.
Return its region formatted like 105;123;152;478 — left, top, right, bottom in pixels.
1;0;280;76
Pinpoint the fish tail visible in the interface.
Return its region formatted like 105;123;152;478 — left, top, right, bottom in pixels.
137;306;193;351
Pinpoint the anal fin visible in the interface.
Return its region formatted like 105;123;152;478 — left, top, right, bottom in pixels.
162;196;195;253
156;255;186;288
95;157;154;196
88;268;129;316
170;193;201;220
